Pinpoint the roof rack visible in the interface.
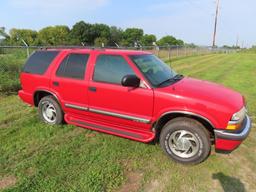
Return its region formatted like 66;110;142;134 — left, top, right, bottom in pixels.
39;46;144;50
39;46;147;50
0;45;146;51
39;46;105;50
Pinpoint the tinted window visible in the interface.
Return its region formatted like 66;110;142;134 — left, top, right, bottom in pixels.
93;55;135;84
23;51;59;74
56;54;89;80
130;54;177;87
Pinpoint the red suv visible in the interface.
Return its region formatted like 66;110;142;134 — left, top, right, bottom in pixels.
18;48;252;164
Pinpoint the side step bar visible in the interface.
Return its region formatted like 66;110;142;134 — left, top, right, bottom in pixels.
65;114;155;143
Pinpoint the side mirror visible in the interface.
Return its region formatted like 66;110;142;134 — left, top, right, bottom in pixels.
121;74;140;87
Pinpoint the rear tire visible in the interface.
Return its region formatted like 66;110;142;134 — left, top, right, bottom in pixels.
38;95;63;125
160;117;211;164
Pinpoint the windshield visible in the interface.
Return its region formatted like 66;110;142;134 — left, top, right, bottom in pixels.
130;54;178;87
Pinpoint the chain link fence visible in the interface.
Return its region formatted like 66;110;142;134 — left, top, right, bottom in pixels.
0;45;238;95
146;46;237;60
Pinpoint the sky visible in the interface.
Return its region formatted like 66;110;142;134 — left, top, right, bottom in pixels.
0;0;255;47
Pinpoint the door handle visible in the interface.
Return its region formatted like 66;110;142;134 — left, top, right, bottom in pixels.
53;81;59;86
88;87;97;92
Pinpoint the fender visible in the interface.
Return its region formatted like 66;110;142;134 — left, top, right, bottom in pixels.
33;88;62;106
154;109;218;129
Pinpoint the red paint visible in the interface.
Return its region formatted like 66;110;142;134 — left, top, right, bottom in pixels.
154;77;244;128
18;48;247;151
215;138;242;151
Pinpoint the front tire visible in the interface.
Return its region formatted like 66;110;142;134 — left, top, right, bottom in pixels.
38;95;63;125
160;117;211;164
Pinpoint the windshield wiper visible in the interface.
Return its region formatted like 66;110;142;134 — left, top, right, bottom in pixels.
157;74;184;87
157;78;174;87
173;74;184;80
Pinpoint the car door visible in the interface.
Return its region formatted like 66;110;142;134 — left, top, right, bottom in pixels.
51;52;90;115
87;53;154;130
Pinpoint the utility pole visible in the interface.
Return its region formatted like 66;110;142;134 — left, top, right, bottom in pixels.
212;0;220;47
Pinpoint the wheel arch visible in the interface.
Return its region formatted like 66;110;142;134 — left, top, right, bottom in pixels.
153;111;215;143
33;89;60;107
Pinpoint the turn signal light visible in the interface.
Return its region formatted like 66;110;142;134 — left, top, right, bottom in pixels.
226;123;241;130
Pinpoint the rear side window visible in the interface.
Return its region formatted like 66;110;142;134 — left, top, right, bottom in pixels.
56;53;89;80
93;55;135;84
23;51;59;74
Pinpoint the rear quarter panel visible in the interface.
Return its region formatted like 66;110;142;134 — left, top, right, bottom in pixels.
19;51;65;106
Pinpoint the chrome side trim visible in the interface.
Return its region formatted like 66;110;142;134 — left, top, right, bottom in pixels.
158;110;215;128
89;108;151;124
214;115;252;140
65;103;88;111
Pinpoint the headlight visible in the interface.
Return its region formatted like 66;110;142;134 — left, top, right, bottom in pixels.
227;107;246;130
230;107;246;122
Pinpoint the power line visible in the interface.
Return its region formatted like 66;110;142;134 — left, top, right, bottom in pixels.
212;0;220;47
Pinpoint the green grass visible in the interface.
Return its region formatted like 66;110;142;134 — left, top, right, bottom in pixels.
0;53;256;191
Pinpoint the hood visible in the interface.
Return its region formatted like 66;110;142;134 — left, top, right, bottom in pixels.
160;77;244;113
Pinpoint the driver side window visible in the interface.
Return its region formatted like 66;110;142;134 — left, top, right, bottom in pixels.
93;55;135;85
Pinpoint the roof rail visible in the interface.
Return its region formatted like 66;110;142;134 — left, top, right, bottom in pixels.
38;46;144;50
0;45;146;50
38;46;147;51
38;46;105;50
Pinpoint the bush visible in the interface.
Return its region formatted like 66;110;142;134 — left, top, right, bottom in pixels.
0;72;21;94
0;52;26;95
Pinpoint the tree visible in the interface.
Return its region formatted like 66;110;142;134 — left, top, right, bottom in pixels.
157;35;184;46
9;28;38;45
185;43;197;48
69;21;111;46
0;27;9;45
122;28;144;46
94;37;108;47
91;24;111;45
109;26;123;46
222;45;240;49
0;27;9;38
38;25;70;45
1;21;188;47
141;34;156;46
69;21;93;45
176;39;184;46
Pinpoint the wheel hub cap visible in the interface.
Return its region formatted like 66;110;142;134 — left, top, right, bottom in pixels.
42;101;57;123
176;137;191;151
46;108;53;118
168;130;200;158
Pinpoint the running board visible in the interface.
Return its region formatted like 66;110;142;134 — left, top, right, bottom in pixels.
65;114;155;143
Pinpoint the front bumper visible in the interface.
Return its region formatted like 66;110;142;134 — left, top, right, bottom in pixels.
214;115;252;152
